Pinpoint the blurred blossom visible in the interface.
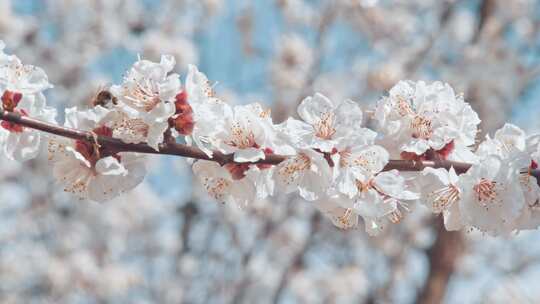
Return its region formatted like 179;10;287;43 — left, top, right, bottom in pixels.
271;34;314;94
1;0;540;303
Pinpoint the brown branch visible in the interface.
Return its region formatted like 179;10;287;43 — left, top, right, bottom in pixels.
416;218;464;304
2;108;539;179
0;109;281;166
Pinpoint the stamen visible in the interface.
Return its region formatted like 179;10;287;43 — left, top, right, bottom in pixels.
314;112;336;139
428;184;460;213
204;177;231;202
395;95;414;116
123;79;161;112
278;153;311;185
335;208;357;229
356;179;373;193
388;208;403;224
472;178;497;204
228;121;257;149
411;115;433;139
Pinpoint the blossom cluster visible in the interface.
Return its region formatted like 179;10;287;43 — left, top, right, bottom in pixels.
1;41;540;236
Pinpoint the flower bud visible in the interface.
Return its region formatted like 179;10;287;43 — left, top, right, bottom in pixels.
1;90;23;112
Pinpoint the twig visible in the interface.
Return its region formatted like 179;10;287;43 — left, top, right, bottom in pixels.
2;108;540;179
416;218;464;304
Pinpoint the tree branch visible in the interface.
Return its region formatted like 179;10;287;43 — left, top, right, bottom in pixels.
2;108;539;179
416;218;464;304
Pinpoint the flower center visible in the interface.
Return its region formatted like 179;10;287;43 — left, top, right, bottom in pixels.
228;121;257;149
118;117;149;138
395;96;414;116
204;177;231;202
411;115;433;139
259;108;271;118
472;178;497;203
278;153;311;184
356;179;374;193
335;208;356;229
314;112;336;140
124;80;161;112
386;198;409;224
429;184;460;213
339;149;352;168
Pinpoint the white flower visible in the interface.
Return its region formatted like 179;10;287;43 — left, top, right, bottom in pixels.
421;167;463;231
245;165;276;200
0;51;52;95
457;156;524;235
375;81;480;162
527;133;540;167
214;103;270;162
48;107;146;202
323;127;418;235
185;64;221;106
94;108;156;146
314;195;360;230
331;129;389;198
0;93;57;161
476;123;530;168
270;34;314;91
514;172;540;230
353;170;419;235
237;102;296;155
275;149;332;201
192;160;256;207
207;102;293;162
0;45;56;161
281;93;363;152
469;124;540;233
110;55;180;150
183;65;231;156
512;132;540;230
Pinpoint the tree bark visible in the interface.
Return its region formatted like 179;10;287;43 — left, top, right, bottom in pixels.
417;219;464;304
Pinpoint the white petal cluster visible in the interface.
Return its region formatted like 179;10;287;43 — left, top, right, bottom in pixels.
185;84;417;235
45;55;187;202
0;40;57;161
281;93;364;152
375;81;480;162
420;123;540;235
2;41;540;237
48;107;146;202
110;55;180;150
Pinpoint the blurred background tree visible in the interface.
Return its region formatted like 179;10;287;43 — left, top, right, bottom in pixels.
1;0;540;303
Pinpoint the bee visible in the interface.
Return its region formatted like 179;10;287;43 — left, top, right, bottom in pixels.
90;85;118;108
